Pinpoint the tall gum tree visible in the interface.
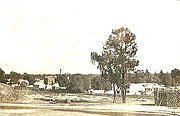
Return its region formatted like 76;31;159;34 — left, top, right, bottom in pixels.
91;27;139;103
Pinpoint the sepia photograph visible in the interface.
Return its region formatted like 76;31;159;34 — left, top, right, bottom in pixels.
0;0;180;115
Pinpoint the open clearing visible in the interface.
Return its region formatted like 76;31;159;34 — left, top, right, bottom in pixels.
0;83;180;116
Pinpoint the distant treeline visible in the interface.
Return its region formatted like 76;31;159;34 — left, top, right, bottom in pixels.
55;74;112;93
127;69;180;87
0;68;180;93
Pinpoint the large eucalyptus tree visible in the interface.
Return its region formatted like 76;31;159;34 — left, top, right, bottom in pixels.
91;27;139;103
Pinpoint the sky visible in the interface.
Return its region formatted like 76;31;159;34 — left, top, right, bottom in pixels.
0;0;180;74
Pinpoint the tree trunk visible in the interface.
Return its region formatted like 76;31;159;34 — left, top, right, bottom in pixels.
121;86;126;103
113;83;116;103
121;72;126;103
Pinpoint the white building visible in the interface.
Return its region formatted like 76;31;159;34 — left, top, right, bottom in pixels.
105;90;115;94
88;89;105;94
129;83;165;95
129;83;145;95
19;79;29;85
52;82;60;90
34;79;46;89
46;85;52;90
11;79;29;87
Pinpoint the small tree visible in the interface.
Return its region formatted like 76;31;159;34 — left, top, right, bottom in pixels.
9;71;23;85
158;70;171;86
56;74;69;87
67;74;90;93
23;73;35;85
144;69;153;83
91;27;139;103
171;68;180;86
0;68;7;83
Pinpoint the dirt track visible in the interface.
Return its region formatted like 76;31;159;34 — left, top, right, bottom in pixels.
0;103;180;116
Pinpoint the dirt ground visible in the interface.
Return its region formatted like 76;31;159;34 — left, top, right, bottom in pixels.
0;83;180;116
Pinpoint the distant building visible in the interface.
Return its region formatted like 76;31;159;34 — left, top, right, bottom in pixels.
45;82;60;90
34;79;46;89
33;75;60;91
45;75;57;85
19;79;29;86
11;79;29;90
52;82;60;90
46;85;52;90
167;86;180;91
129;83;165;95
88;89;105;94
105;90;114;94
